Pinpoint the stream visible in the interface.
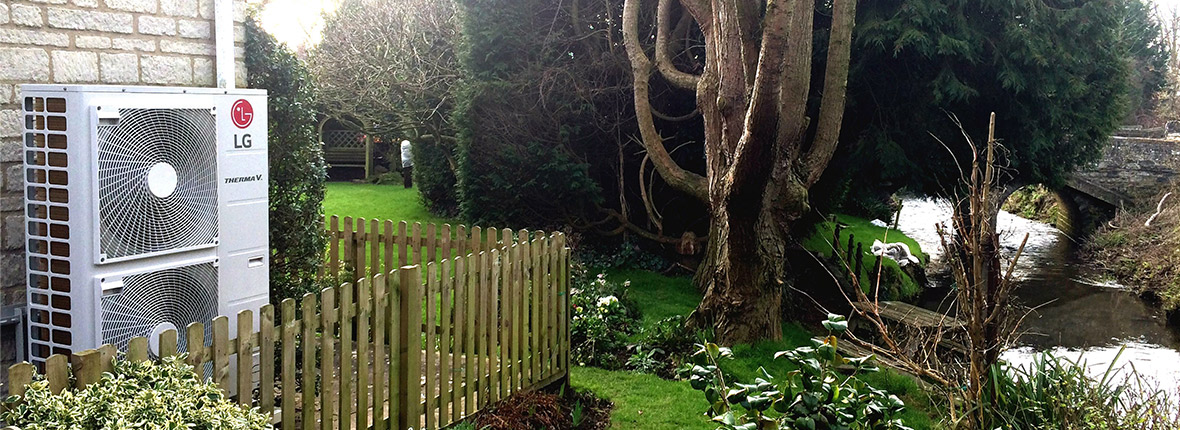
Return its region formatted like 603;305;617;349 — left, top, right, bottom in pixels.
894;197;1180;392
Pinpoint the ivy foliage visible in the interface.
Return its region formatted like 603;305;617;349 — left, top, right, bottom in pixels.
245;15;327;303
819;0;1135;212
1;357;270;430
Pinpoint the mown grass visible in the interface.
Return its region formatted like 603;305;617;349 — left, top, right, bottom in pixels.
581;268;943;429
323;182;456;226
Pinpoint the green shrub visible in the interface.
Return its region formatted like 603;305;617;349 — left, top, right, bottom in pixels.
627;315;698;378
2;356;269;430
571;273;640;369
688;314;912;430
245;15;327;304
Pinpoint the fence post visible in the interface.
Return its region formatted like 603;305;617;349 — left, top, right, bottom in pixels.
397;265;423;430
329;215;340;280
70;349;102;389
7;362;34;397
854;242;864;283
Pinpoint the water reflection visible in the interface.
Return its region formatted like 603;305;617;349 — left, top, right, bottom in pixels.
894;197;1180;392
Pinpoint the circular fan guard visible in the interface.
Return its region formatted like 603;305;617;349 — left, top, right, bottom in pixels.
97;108;218;261
101;263;218;357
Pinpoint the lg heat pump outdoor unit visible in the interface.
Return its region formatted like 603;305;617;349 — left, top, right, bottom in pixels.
21;85;269;365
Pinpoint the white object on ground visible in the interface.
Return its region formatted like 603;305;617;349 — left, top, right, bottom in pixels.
1145;192;1171;227
401;140;414;168
870;219;888;227
871;239;920;266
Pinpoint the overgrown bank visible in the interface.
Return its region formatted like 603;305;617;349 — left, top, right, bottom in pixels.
1086;186;1180;313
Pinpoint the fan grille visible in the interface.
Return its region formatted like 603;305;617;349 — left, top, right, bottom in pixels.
97;108;218;261
101;262;218;356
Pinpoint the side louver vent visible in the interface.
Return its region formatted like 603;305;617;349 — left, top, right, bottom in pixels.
96;108;219;262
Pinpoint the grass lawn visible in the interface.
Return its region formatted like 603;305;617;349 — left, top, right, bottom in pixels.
800;213;928;299
582;268;943;429
324;185;942;428
323;182;456;226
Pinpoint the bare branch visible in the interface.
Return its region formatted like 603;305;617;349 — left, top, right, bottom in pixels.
655;0;701;89
623;0;709;202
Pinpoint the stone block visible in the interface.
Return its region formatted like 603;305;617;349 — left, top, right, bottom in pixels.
75;35;112;49
6;165;22;192
0;28;71;47
100;53;139;83
72;0;100;7
1;252;25;289
193;57;213;86
0;139;19;163
51;51;99;83
234;22;244;43
178;19;211;39
0;49;49;82
0;111;20;139
112;38;156;52
104;0;157;13
0;197;21;212
0;86;10;104
198;0;213;19
161;40;214;56
0;5;9;25
235;61;246;88
11;4;43;27
48;8;134;33
141;55;192;85
3;215;22;250
161;0;199;17
138;15;177;36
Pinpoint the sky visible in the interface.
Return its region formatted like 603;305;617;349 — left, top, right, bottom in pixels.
253;0;341;50
256;0;1180;51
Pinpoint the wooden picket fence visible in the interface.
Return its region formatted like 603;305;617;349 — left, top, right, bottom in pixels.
4;222;570;430
321;216;537;284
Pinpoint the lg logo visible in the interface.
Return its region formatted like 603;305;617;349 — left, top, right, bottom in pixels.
232;99;254;149
231;99;254;129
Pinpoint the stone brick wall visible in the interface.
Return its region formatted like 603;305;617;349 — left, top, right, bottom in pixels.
0;0;247;369
1075;137;1180;205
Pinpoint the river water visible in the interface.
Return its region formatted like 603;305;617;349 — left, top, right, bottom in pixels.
894;197;1180;392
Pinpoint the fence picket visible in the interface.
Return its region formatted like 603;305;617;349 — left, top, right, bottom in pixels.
438;258;454;426
412;223;423;266
398;266;423;430
301;293;318;430
185;322;205;370
387;270;401;428
492;248;506;401
236;309;253;406
372;274;388;430
396;222;408;268
212;317;230;394
425;262;439;429
281;298;297;430
159;329;178;358
464;253;477;417
531;231;543;383
370;219;380;277
383;220;395;277
426;223;437;264
260;304;276;416
329;216;340;280
8;362;34;397
70;350;101;389
127;337;148;363
320;287;337;430
357;278;372;430
339;283;353;430
452;256;468;421
343;217;355;279
45;354;68;394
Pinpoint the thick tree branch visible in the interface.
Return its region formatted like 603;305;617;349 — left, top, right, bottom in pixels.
803;0;857;186
623;0;710;203
726;0;792;199
775;0;815;163
656;0;701;89
676;0;712;31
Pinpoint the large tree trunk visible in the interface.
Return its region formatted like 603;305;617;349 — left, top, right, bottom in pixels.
623;0;857;345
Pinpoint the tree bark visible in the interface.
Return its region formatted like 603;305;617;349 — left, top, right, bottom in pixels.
625;0;857;345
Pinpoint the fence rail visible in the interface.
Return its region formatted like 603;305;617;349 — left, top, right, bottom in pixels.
5;221;570;430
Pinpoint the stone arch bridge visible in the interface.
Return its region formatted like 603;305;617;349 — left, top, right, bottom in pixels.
1003;135;1180;236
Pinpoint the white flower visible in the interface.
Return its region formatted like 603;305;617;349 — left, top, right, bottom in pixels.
623;280;631;288
597;295;618;307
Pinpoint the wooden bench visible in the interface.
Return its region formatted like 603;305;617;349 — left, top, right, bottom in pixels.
324;146;367;168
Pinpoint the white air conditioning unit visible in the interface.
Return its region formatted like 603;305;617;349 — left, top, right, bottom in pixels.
21;85;269;365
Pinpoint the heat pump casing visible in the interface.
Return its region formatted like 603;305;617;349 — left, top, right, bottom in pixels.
21;85;269;363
